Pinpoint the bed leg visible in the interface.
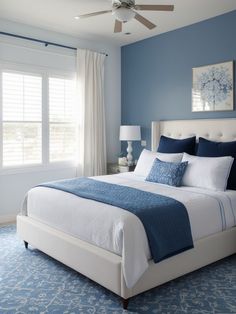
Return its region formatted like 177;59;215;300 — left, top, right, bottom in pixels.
122;298;129;310
24;241;28;249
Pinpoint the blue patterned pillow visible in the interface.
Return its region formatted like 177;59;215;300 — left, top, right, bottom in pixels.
146;158;188;187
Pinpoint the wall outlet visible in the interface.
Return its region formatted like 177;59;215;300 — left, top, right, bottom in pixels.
141;140;146;147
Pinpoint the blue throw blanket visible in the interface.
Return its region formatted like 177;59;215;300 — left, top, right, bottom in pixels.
39;178;193;262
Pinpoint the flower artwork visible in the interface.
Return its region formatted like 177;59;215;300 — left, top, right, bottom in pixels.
192;61;234;112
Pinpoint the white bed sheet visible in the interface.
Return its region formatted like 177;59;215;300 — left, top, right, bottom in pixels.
22;172;236;288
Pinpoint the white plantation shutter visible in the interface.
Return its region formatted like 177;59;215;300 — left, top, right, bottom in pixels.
49;77;77;162
2;72;42;167
0;67;77;171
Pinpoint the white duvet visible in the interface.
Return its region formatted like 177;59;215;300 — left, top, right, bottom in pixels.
22;172;236;288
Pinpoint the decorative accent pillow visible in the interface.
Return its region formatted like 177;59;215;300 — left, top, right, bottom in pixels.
134;149;183;177
197;137;236;190
146;158;188;187
158;135;196;155
182;153;234;191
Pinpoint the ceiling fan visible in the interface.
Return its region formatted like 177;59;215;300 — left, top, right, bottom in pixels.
75;0;174;33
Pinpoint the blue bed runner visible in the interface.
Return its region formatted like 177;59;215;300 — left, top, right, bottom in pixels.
39;178;193;262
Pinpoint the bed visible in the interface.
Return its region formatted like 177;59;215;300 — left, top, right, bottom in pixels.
17;118;236;309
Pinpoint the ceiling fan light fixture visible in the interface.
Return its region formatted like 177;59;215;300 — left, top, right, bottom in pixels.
113;7;136;22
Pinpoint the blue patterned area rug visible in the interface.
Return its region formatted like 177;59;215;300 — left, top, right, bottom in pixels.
0;225;235;314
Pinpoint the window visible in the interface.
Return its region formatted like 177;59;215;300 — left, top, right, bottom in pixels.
2;72;42;167
49;77;77;162
0;65;77;171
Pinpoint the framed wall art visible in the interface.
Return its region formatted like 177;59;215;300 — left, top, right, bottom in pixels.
192;61;234;112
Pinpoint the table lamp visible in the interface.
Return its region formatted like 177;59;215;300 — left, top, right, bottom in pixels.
119;125;141;166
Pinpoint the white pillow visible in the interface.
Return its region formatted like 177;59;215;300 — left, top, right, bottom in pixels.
182;153;234;191
134;149;183;177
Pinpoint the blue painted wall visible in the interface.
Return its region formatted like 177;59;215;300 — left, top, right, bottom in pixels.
121;10;236;157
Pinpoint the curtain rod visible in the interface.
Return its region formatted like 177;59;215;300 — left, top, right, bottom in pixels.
0;31;108;56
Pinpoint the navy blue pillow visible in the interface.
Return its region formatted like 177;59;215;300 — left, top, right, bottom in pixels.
158;135;196;155
197;137;236;190
146;158;188;187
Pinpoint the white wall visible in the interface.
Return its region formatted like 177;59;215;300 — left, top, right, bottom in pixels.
0;19;121;222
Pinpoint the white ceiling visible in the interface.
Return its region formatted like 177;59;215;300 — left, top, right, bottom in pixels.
0;0;236;46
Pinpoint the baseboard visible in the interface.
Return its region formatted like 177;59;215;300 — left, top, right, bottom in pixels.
0;214;16;225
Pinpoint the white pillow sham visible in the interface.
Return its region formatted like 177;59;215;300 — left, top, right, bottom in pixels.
182;153;234;191
134;149;183;177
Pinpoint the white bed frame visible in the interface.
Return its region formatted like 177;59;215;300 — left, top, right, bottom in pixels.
17;118;236;309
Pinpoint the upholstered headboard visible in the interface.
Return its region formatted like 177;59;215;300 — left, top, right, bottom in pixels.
151;118;236;152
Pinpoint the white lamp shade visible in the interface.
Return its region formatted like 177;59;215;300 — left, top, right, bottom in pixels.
113;7;136;22
119;125;141;141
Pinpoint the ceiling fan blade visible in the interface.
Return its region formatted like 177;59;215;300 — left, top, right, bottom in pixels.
114;20;122;33
134;13;156;30
134;5;174;11
76;10;112;19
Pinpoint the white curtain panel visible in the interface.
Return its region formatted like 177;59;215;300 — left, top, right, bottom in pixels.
76;49;107;176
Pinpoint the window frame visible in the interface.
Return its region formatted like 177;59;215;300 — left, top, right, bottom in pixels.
0;61;77;175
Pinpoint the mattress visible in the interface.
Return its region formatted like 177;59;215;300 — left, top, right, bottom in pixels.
22;172;236;288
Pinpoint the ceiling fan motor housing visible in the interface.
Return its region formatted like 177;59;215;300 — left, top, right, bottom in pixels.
113;0;135;9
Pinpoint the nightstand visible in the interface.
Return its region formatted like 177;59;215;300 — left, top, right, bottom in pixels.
118;165;135;173
107;163;135;174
